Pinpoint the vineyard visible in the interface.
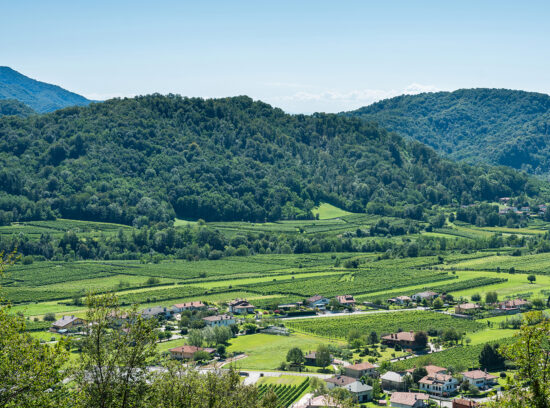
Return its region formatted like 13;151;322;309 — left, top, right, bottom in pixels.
392;337;515;372
286;311;484;339
257;377;310;408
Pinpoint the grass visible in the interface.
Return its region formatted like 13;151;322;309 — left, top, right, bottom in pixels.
227;333;341;371
312;203;352;220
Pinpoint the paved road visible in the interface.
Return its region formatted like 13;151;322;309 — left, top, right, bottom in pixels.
280;307;429;320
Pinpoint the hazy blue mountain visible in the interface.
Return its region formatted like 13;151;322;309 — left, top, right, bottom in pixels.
0;66;92;113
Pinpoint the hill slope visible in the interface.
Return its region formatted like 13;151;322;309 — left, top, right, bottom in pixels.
0;94;539;225
0;67;91;113
345;89;550;175
0;99;35;117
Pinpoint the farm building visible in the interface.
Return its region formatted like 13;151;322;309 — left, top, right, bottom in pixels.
51;315;86;332
382;331;418;349
411;291;438;302
454;303;481;314
336;295;355;306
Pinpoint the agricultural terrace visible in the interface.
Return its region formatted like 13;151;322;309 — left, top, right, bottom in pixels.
285;310;484;339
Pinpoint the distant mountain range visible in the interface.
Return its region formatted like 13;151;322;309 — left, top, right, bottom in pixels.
345;89;550;176
0;66;92;114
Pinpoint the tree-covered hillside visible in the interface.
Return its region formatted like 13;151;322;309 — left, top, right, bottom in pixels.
0;66;91;113
345;89;550;175
0;99;34;117
0;94;540;225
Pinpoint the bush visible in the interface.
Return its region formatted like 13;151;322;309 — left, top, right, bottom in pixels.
21;256;33;265
44;313;56;322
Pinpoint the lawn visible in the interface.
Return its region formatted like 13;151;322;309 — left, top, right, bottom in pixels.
227;333;342;371
312;203;352;220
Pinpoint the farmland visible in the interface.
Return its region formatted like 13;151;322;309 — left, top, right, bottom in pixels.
286;311;484;339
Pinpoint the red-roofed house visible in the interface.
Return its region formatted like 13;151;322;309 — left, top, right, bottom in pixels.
169;345;215;360
497;299;530;314
390;392;429;407
452;398;479;408
382;331;417;349
455;303;481;314
419;373;458;396
461;370;498;389
336;295;355;306
406;365;447;377
173;301;206;312
345;361;378;378
228;299;255;314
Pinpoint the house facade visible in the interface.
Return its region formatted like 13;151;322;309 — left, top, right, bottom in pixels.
345;361;378;379
228;299;255;314
336;295;355;307
461;370;498;389
382;331;417;349
419;373;458;396
411;291;438;302
454;303;481;314
324;375;372;403
51;315;86;332
307;294;330;309
141;306;172;319
381;371;408;391
202;314;235;326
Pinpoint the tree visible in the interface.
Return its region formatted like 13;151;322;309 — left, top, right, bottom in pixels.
368;331;378;345
486;312;550;408
528;274;537;284
74;293;158;408
414;331;428;349
0;251;70;408
412;367;428;384
478;343;505;370
286;347;305;371
485;291;498;304
315;344;332;368
432;297;444;309
188;329;204;347
471;293;481;302
149;365;277;408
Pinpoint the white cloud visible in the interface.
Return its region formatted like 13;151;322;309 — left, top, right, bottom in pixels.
267;83;442;113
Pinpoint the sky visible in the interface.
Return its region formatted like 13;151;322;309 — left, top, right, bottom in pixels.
1;0;549;113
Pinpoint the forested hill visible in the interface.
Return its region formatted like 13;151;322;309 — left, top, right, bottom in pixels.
0;99;35;117
0;94;539;225
0;66;91;113
345;89;550;175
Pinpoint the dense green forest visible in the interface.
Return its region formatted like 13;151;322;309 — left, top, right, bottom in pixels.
0;66;91;113
345;89;550;175
0;99;34;117
0;94;540;226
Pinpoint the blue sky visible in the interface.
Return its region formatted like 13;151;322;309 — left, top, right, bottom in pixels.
2;0;549;113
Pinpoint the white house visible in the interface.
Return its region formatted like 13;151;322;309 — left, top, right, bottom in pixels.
419;373;458;396
461;370;498;389
202;314;235;327
324;375;372;403
380;371;408;391
411;291;438;302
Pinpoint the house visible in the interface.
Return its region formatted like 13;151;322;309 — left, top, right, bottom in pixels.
202;314;235;327
454;303;481;314
324;376;372;403
169;345;215;360
382;331;418;349
390;392;429;408
381;371;408;391
389;295;411;305
499;197;511;204
497;299;530;313
411;291;438;302
172;301;206;313
277;303;298;310
336;295;355;307
297;395;341;408
304;351;333;366
306;294;330;309
406;365;446;377
345;361;378;379
452;398;479;408
51;315;86;332
461;370;498;389
419;373;458;396
141;306;172;319
228;299;255;314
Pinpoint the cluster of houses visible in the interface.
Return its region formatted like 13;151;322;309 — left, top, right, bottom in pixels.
306;362;491;407
498;198;547;216
454;298;531;316
277;294;356;313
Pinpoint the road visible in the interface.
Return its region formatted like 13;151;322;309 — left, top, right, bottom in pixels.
280;306;429;320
